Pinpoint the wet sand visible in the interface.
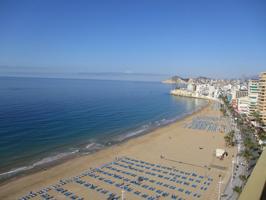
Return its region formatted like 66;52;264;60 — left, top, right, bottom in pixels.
0;101;236;200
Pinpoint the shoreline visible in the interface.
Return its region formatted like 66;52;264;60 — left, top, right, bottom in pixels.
0;99;209;185
0;99;235;200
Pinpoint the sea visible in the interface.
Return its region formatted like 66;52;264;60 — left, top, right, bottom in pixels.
0;77;207;180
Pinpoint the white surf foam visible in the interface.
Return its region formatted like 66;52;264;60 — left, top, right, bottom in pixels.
0;150;78;178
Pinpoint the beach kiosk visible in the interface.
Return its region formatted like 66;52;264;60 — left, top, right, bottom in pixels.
216;148;225;158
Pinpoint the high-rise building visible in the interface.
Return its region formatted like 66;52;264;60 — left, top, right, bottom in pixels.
248;80;259;118
258;72;266;125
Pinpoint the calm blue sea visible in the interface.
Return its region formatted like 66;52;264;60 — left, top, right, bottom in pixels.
0;77;207;178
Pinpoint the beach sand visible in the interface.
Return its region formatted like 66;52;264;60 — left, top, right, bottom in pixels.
0;101;236;200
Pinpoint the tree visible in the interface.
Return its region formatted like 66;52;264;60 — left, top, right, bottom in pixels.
257;129;266;140
239;175;247;182
243;137;256;149
233;186;242;194
240;149;252;162
224;131;235;146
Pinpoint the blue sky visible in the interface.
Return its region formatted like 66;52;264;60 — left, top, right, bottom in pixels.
0;0;266;79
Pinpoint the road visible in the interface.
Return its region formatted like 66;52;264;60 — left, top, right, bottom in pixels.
222;126;247;200
220;105;249;200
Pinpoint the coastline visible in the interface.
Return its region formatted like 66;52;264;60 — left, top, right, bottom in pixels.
0;99;209;185
0;99;236;200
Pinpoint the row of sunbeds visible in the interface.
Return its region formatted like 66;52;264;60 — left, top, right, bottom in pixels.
19;156;214;200
184;116;230;133
77;157;214;199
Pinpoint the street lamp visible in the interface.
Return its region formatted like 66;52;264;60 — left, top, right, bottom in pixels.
121;188;125;200
231;158;235;186
236;144;241;165
218;174;222;200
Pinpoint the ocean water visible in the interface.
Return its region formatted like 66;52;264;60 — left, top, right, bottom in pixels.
0;77;207;179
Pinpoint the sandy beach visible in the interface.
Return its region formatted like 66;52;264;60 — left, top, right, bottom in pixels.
0;101;236;200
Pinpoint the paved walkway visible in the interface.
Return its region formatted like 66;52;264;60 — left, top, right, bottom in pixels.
221;113;248;200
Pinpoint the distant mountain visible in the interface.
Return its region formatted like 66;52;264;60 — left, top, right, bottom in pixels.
162;75;189;84
162;74;260;84
162;75;215;85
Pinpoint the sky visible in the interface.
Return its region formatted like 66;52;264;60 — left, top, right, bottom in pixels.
0;0;266;79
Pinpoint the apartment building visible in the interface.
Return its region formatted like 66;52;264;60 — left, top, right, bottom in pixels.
258;72;266;125
248;80;259;118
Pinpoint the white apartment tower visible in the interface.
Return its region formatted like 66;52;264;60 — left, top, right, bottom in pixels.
248;80;259;118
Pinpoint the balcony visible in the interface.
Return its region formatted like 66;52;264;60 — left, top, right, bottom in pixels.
239;150;266;200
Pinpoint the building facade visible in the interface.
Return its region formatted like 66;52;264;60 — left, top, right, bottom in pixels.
236;90;248;98
248;80;259;118
258;72;266;125
237;96;249;115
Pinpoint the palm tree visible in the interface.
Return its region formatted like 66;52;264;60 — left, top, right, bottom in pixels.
233;186;242;194
245;137;252;145
239;175;247;182
224;131;235;146
240;149;252;162
224;135;231;146
243;137;256;149
258;129;266;140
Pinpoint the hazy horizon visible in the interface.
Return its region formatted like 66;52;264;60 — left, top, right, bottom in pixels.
0;68;261;82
